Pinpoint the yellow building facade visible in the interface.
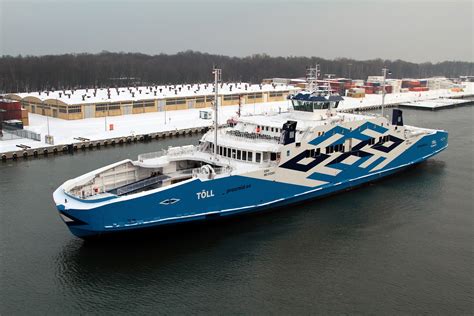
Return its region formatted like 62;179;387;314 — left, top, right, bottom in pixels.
7;89;294;120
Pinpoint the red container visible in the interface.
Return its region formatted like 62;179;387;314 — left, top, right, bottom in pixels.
0;101;21;111
407;80;420;87
4;109;22;120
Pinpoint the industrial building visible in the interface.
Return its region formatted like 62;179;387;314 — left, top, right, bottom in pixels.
6;83;298;120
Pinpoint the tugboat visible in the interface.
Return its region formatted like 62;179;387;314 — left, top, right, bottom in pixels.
53;67;448;238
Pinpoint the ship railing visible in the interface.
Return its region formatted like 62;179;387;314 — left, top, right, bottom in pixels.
138;145;197;162
138;149;167;162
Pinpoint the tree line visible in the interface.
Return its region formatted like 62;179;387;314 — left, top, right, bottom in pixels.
0;51;472;93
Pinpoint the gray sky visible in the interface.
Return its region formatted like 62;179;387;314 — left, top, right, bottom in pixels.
0;0;472;62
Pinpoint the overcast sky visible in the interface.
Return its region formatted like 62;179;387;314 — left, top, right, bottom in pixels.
0;0;472;62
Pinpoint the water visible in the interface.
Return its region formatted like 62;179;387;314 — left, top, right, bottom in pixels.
1;107;473;314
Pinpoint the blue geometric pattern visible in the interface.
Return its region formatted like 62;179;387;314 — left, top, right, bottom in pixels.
309;122;388;146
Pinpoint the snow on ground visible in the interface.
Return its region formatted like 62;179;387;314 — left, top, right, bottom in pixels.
1;83;473;154
0;100;292;152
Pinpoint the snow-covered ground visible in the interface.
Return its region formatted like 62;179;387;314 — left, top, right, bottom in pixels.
1;82;473;154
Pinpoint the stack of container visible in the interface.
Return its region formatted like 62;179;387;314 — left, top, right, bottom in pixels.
0;99;29;126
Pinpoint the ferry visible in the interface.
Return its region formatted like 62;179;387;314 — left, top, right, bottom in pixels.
53;69;448;238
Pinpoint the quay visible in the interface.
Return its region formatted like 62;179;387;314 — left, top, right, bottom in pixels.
1;126;208;161
399;97;473;110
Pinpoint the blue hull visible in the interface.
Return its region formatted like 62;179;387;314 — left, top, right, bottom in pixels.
58;131;448;239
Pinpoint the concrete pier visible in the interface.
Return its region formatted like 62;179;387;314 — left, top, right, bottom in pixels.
1;126;208;161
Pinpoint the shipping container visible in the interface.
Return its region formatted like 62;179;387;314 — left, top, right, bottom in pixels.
0;101;21;111
409;87;428;92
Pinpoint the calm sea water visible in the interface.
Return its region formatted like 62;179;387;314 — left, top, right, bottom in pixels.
1;107;473;314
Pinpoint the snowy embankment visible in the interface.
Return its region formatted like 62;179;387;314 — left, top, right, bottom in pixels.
1;83;473;154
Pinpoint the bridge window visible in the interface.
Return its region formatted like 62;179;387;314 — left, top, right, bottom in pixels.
248;151;253;162
256;152;261;163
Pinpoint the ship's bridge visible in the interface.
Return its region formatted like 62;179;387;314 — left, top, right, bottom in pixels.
290;91;344;112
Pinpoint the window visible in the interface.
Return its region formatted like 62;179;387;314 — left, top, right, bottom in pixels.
248;151;253;162
242;151;247;161
166;98;185;105
256;152;261;163
316;148;320;156
296;142;301;147
271;127;274;132
223;95;240;101
68;105;82;113
219;146;223;155
286;150;290;157
232;149;236;159
237;150;241;160
269;91;283;97
271;153;277;161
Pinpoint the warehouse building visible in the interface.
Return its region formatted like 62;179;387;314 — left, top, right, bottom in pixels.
6;83;298;120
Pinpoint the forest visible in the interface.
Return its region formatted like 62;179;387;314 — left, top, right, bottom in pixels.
0;51;472;93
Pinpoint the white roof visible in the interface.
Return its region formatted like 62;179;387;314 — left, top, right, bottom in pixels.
12;83;299;105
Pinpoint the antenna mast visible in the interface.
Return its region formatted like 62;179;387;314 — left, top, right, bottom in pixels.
212;68;222;157
306;64;320;92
